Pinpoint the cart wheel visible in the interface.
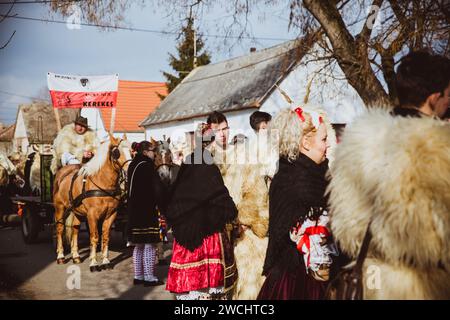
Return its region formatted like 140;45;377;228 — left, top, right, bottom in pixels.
21;207;40;244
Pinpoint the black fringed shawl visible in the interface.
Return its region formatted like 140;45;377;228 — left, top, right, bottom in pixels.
262;153;329;277
165;148;238;252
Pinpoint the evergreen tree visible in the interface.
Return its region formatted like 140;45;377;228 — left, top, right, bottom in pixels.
158;17;211;100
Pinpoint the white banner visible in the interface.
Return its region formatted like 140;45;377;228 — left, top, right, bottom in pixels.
47;72;119;108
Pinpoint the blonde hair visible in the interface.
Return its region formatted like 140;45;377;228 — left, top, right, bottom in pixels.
269;108;316;162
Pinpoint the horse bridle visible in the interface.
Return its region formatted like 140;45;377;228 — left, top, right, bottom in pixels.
57;140;131;225
153;140;173;171
90;140;131;200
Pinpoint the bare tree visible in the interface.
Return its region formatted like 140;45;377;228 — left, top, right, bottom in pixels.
288;0;449;107
0;0;17;50
49;0;450;108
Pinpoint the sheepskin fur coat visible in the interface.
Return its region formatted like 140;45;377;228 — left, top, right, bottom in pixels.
328;109;450;300
50;123;98;174
0;153;15;187
211;140;274;300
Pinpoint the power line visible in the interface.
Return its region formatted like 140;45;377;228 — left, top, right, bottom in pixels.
0;102;21;108
0;89;49;101
0;0;84;4
0;14;291;41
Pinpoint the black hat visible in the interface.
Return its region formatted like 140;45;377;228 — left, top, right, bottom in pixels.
74;116;89;129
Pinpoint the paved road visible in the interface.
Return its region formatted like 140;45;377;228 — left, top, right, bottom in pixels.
0;224;175;300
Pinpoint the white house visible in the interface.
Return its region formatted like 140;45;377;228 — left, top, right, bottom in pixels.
140;39;366;143
12;102;77;155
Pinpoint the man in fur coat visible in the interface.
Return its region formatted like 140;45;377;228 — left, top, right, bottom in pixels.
51;116;99;174
205;111;267;299
328;51;450;299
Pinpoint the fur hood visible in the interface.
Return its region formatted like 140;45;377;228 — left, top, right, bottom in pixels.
51;123;98;174
328;109;450;275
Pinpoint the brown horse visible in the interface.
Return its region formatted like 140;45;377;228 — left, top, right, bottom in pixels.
150;137;180;187
53;134;131;271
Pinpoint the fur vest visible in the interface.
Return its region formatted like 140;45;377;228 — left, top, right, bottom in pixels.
50;123;98;174
328;109;450;299
211;139;274;300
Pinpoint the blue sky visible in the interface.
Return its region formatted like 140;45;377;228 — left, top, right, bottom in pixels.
0;1;299;125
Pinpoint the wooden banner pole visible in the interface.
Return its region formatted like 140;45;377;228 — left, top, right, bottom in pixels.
53;107;62;132
110;107;116;134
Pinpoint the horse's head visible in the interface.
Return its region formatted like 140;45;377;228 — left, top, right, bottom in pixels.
150;137;177;186
108;133;132;172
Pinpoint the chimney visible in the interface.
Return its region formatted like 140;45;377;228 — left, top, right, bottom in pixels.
250;47;256;53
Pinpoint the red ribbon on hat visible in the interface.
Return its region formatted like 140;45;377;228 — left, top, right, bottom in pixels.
319;116;323;124
294;107;305;122
297;225;330;267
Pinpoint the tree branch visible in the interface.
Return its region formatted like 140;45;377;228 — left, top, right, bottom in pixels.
0;30;16;50
356;0;384;44
303;0;391;107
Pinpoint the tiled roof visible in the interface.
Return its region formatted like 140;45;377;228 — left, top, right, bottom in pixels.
0;124;15;142
101;80;166;132
141;39;311;127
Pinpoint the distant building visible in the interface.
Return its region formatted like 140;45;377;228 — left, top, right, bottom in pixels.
13;101;78;154
0;124;15;155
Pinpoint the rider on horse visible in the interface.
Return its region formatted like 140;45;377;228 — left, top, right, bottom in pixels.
51;116;99;174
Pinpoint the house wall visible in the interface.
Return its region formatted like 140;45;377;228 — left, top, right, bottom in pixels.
13;110;29;154
81;108;108;140
260;48;366;123
81;108;145;143
0;142;13;155
144;108;256;142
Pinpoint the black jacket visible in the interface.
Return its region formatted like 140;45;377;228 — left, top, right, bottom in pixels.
166;148;238;252
391;107;426;118
263;154;329;277
127;154;167;243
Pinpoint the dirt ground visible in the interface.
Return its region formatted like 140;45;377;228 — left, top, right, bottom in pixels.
0;224;175;300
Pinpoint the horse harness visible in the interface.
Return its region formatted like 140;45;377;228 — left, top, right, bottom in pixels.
56;142;130;226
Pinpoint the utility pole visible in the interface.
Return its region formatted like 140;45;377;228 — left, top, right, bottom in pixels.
189;1;200;69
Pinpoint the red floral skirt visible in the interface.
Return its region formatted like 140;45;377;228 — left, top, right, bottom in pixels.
166;232;226;293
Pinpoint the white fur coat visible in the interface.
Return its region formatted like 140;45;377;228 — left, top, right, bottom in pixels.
328;109;450;300
213;141;272;300
50;123;98;174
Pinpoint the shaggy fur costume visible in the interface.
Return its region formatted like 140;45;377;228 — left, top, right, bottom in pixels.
0;153;15;186
211;141;272;300
50;123;98;174
328;109;450;300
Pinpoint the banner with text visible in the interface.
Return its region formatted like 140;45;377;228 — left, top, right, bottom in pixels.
47;73;118;109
